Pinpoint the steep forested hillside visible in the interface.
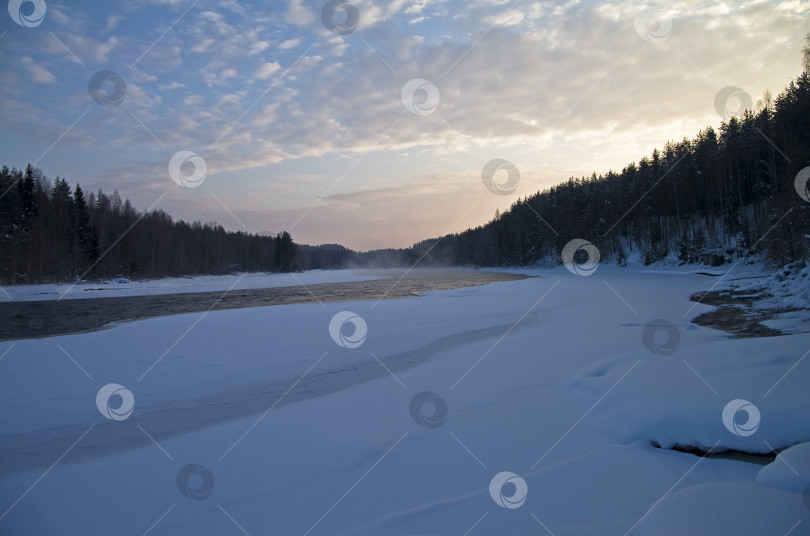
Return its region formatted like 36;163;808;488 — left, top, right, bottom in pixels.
408;71;810;269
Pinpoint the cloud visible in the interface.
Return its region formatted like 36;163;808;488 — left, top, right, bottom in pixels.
280;38;301;49
19;57;56;84
106;15;123;30
249;40;271;54
200;62;240;86
251;103;281;127
286;0;315;26
191;38;216;53
96;37;120;63
254;62;282;80
184;94;205;106
484;8;524;26
45;4;73;27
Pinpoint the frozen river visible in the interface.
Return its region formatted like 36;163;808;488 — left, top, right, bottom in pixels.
0;267;807;536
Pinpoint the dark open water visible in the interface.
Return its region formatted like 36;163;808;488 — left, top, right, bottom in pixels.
1;269;528;341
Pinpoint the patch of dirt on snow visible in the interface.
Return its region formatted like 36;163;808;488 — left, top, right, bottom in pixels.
689;289;798;338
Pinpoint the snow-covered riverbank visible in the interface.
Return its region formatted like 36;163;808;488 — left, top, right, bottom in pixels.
0;269;391;302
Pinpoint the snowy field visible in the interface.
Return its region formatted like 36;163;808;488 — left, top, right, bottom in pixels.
1;267;809;535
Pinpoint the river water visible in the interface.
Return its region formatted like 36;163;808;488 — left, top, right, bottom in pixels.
1;269;528;341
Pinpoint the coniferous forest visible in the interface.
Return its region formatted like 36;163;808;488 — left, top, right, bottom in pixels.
408;70;810;269
0;169;298;284
1;70;808;285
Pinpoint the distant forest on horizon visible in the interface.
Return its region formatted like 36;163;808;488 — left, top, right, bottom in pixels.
1;68;809;285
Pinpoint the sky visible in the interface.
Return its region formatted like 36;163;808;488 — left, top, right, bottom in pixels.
0;0;807;251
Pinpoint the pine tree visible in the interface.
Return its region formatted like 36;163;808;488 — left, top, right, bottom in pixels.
71;184;98;275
